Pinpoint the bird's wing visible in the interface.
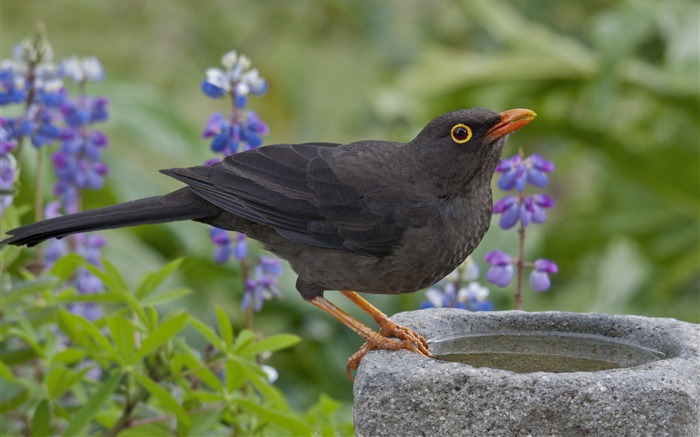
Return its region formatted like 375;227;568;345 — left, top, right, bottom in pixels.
162;142;429;257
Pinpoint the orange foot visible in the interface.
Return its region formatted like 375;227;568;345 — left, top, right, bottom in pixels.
310;291;434;380
346;320;433;379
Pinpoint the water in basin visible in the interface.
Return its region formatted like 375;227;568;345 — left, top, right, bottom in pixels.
430;331;666;373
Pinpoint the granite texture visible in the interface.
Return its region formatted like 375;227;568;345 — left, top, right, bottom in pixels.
353;309;700;437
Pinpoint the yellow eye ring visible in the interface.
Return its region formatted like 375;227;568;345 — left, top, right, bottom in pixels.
451;123;472;144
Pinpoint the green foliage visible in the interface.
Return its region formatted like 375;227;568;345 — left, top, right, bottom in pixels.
2;0;697;416
0;259;351;436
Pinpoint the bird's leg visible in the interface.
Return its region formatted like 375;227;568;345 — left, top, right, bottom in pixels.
339;290;432;357
309;295;379;341
309;295;432;380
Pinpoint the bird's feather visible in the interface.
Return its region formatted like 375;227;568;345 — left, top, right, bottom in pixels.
162;142;424;257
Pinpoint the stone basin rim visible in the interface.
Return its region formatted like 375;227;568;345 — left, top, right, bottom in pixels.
391;309;696;361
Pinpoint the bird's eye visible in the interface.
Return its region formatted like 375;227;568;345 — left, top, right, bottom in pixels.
451;123;472;144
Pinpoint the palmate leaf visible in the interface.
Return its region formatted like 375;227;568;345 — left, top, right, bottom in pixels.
46;364;92;399
135;258;184;300
57;310;116;361
135;312;189;360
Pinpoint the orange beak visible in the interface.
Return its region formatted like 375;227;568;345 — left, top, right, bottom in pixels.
485;108;537;142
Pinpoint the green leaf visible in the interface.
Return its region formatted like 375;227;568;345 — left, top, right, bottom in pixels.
189;405;225;437
231;329;256;353
115;422;172;437
135;373;190;432
216;305;233;350
2;278;57;307
46;365;91;399
136;312;189;360
57;310;115;361
224;359;246;393
51;348;87;365
135;258;184;299
238;334;301;357
31;399;51;437
0;380;28;414
101;258;130;292
0;361;15;382
49;253;83;281
107;315;137;366
63;370;122;437
175;340;222;391
189;317;226;351
0;244;22;271
237;359;286;407
6;327;42;358
142;287;191;306
234;399;312;435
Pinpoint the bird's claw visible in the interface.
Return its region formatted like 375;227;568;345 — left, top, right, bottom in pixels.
346;323;433;380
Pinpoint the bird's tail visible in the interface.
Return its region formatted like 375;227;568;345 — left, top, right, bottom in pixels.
2;188;219;247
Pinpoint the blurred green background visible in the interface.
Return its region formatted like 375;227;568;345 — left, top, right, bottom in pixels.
3;0;698;411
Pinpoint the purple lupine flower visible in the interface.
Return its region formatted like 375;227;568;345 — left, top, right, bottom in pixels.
520;193;554;227
529;259;558;292
61;56;104;83
463;282;494;311
202;110;269;155
51;70;110;213
233;232;247;261
201;51;267;102
209;227;232;264
25;105;63;147
421;282;466;310
494;193;554;230
484;251;514;287
0;125;17;213
241;256;283;312
2;39;65;149
493;195;520;230
496;153;554;192
201;52;269;156
202;51;281;313
421;258;493;311
0;65;27;105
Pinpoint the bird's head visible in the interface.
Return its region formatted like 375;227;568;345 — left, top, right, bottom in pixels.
410;107;536;195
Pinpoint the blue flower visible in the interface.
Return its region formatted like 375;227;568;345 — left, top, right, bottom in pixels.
209;227;232;264
201;51;267;101
493;195;520;229
0;66;27;105
496;153;554;192
529;259;558;292
240;256;283;312
0;136;17;214
0;152;16;192
61;56;105;83
202;110;268;155
484;251;514;287
493;193;554;230
233;232;247;261
520;193;554;227
420;258;492;311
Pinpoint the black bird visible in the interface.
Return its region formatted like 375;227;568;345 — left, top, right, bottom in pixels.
2;108;536;377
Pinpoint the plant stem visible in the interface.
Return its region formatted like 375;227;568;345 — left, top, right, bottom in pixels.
33;147;43;222
29;146;45;274
241;257;253;330
108;375;141;437
514;222;526;310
